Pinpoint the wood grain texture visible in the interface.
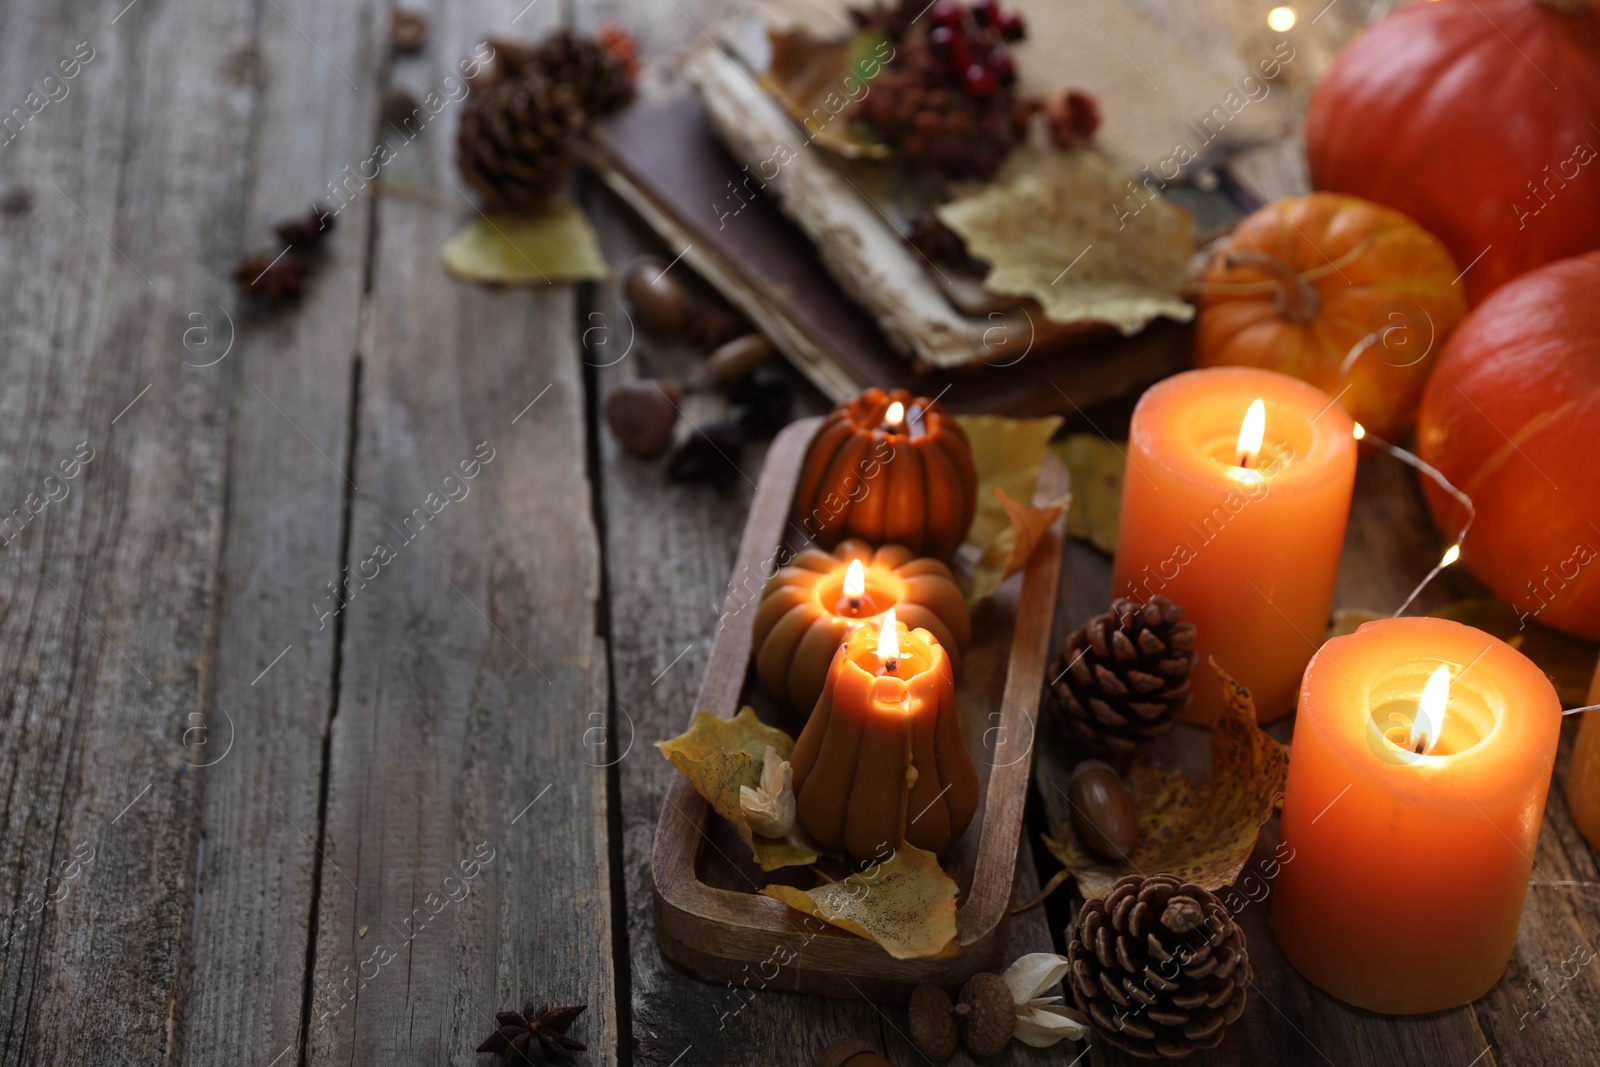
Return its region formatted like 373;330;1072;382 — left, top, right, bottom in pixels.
0;0;255;1060
179;0;379;1061
301;1;615;1064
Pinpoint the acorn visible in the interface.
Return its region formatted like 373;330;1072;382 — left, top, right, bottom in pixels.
604;379;678;457
1066;759;1138;861
958;972;1015;1057
623;258;688;334
706;333;773;383
907;973;1014;1061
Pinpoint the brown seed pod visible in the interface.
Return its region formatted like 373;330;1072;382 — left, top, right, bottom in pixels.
604;379;678;457
623;259;688;334
958;972;1015;1057
907;984;958;1060
706;333;773;383
1067;759;1138;861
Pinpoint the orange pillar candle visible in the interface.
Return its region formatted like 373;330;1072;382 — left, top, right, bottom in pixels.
1271;617;1561;1013
790;611;979;859
1111;367;1356;724
753;539;969;716
1562;657;1600;850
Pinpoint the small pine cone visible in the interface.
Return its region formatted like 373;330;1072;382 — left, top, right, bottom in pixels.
456;73;585;210
1068;875;1251;1059
534;29;636;118
1044;596;1197;756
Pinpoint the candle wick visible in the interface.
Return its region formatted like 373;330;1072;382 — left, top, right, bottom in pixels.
848;597;860;612
1237;452;1252;469
879;659;898;676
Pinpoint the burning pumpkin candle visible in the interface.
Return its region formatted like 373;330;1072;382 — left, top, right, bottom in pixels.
753;539;969;716
790;611;978;859
791;388;978;559
1271;616;1561;1013
1111;367;1356;724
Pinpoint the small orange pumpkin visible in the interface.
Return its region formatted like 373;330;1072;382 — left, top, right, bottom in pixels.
752;539;970;716
1193;193;1467;440
792;388;977;559
790;620;979;858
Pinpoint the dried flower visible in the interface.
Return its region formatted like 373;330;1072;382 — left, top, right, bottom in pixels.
738;746;796;838
232;254;312;303
273;204;336;249
476;999;587;1065
1000;952;1088;1048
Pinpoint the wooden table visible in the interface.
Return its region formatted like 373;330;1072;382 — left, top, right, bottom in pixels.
0;0;1594;1065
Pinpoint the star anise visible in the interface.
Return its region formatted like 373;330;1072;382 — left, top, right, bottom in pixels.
477;1000;587;1066
232;254;312;304
273;203;336;249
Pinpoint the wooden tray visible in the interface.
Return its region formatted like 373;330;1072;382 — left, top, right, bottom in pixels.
650;416;1067;1001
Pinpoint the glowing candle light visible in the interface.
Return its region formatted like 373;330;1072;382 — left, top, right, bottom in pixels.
877;607;900;670
1237;398;1266;468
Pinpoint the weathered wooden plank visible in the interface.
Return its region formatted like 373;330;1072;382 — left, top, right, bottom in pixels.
302;1;615;1064
178;0;380;1062
0;0;267;1061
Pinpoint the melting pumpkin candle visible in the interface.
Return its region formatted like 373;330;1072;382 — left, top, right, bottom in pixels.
789;611;978;859
1271;616;1561;1013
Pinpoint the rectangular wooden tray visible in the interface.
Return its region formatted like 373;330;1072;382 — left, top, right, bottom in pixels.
650;415;1066;1001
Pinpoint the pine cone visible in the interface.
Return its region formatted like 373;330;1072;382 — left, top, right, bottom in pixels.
534;29;635;118
1044;596;1197;756
456;73;584;210
1067;875;1250;1059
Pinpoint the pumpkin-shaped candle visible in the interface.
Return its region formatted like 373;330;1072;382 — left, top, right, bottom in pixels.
753;538;969;716
791;388;978;558
790;612;979;859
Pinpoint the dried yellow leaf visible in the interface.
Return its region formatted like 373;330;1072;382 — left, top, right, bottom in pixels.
760;844;959;959
1044;661;1289;898
656;708;821;870
937;151;1194;333
441;201;608;285
968;486;1066;605
1051;435;1125;554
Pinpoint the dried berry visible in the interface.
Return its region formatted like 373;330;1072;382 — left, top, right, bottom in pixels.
623;259;688;334
595;21;641;80
1066;759;1138;861
390;9;429;54
666;419;746;490
273;204;336;250
232;254;312;304
907;985;958;1059
1045;88;1101;150
706;334;773;384
604;379;679;457
958;972;1015;1056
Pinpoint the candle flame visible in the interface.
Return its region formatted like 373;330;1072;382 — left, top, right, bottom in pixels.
1440;544;1461;568
1410;664;1451;755
843;558;866;599
1236;398;1266;467
885;401;905;427
877;608;900;665
1352;421;1366;441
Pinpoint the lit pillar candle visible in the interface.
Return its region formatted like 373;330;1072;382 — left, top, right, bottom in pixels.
1561;658;1600;851
789;610;979;858
1271;616;1561;1013
1111;367;1356;724
752;539;968;717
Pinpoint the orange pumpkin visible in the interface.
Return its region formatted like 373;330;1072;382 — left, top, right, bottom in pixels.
790;621;979;858
1193;193;1468;440
1416;251;1600;640
752;539;970;717
792;388;977;559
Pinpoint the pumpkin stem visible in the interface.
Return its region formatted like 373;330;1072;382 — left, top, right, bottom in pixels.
1220;250;1322;325
1534;0;1591;15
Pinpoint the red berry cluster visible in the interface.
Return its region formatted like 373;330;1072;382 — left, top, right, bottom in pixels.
925;0;1026;100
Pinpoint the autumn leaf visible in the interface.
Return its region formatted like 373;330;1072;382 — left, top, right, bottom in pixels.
1051;435;1124;553
936;150;1195;333
1043;661;1289;899
656;708;822;870
758;28;892;160
441;202;608;285
760;844;959;959
968;486;1066;605
955;414;1062;549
